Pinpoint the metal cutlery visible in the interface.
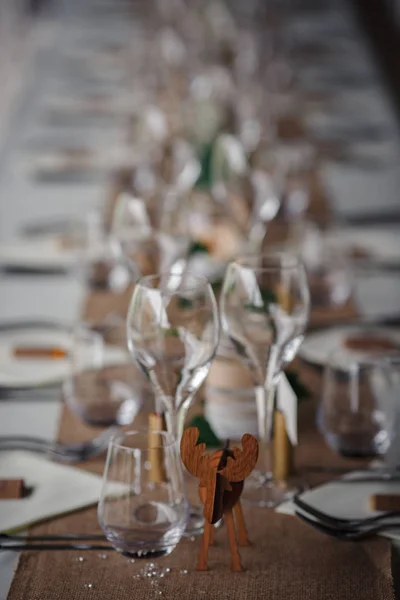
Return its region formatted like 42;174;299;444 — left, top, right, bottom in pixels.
0;427;118;462
293;494;400;530
295;510;400;541
0;543;113;552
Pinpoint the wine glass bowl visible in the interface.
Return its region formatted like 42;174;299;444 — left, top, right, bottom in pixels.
126;272;220;435
220;252;310;506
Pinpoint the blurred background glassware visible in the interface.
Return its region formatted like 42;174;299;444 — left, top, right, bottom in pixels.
220;252;310;506
64;320;145;426
98;429;187;558
292;221;353;308
210;134;281;254
318;350;398;459
110;189;191;281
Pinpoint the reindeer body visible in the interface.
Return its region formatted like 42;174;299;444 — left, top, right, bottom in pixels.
180;428;258;572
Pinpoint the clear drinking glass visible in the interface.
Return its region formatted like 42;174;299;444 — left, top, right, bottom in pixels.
126;272;220;439
318;350;398;459
110;190;190;281
126;271;220;533
220;252;310;506
64;321;144;426
98;429;187;558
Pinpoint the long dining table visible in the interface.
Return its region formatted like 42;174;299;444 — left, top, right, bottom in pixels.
1;0;400;598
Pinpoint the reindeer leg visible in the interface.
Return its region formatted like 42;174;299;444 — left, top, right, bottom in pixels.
225;510;243;572
209;523;215;546
196;521;212;571
234;501;251;546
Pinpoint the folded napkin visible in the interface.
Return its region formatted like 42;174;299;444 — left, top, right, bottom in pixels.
0;451;106;532
277;472;400;541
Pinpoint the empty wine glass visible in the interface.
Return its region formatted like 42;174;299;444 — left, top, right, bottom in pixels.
220;252;310;506
126;272;220;439
126;271;220;532
211;134;281;254
111;189;190;281
318;350;398;459
64;320;144;426
98;429;187;558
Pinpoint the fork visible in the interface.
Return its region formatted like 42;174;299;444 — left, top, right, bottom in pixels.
293;494;400;530
295;510;400;541
0;427;118;462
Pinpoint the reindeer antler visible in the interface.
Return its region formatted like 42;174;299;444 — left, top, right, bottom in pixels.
180;427;209;481
220;434;259;482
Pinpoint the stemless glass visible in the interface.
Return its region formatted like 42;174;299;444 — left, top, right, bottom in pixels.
64;321;144;426
126;272;220;439
220;252;310;506
98;429;187;558
318;350;398;459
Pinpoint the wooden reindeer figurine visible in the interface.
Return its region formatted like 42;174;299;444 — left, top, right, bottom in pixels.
180;427;259;572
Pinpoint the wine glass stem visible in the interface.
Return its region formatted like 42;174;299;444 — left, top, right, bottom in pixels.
255;383;277;480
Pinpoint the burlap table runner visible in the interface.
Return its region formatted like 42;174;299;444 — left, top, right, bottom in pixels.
7;170;395;599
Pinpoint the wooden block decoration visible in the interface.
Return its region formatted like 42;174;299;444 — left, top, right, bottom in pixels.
370;494;400;512
148;412;167;484
180;427;258;572
0;479;25;499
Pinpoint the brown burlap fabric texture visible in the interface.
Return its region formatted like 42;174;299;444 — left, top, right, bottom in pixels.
7;169;395;600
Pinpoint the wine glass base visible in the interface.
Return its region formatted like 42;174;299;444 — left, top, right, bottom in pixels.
242;476;308;508
121;547;174;559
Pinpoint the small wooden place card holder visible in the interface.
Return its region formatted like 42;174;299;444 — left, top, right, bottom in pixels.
180;427;259;572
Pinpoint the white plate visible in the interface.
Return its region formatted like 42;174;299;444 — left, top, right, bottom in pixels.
277;472;400;541
0;324;129;389
299;326;400;367
326;227;400;266
0;236;79;272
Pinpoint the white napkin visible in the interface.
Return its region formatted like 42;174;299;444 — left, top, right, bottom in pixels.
0;452;106;532
277;473;400;541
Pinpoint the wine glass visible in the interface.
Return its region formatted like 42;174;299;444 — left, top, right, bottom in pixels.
126;271;220;531
220;252;310;506
318;350;398;460
126;272;220;438
110;190;190;281
98;428;187;558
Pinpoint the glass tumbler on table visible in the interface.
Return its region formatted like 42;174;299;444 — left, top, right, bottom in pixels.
126;271;220;532
318;350;398;460
220;252;310;507
63;320;145;426
98;429;187;558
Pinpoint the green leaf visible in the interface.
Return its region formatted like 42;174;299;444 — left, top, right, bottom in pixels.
188;415;221;447
162;327;179;337
244;287;277;314
285;369;311;402
194;141;214;190
188;241;210;256
211;279;223;296
178;297;194;309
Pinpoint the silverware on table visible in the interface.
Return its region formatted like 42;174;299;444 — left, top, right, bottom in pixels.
295;510;400;541
0;543;113;552
0;427;118;462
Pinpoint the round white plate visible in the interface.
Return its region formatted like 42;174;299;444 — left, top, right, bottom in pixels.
326;227;400;266
299;326;400;368
0;236;79;272
0;324;129;389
